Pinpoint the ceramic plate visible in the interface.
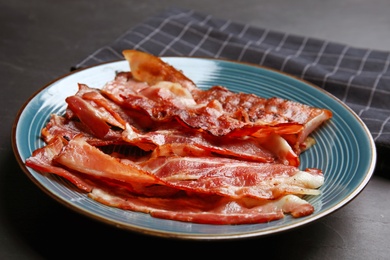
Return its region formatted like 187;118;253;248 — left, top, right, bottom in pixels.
12;57;376;240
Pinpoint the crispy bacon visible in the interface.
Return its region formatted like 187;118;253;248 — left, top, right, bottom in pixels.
122;49;197;92
54;135;163;186
25;50;331;225
41;114;123;146
193;85;333;152
25;136;94;192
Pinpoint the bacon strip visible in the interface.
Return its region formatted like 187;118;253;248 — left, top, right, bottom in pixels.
25;136;93;192
89;188;314;225
54;135;163;186
41;114;123;146
140;156;324;200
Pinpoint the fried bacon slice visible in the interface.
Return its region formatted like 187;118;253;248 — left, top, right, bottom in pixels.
25;50;331;225
89;188;315;225
25;136;94;192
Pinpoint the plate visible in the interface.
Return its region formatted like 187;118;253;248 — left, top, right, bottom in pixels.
12;57;376;240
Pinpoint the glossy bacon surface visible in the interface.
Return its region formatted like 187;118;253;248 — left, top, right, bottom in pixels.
25;50;331;225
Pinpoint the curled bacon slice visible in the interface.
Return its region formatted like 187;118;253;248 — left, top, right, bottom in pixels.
89;188;315;225
25;136;93;192
54;135;163;186
123;49;197;92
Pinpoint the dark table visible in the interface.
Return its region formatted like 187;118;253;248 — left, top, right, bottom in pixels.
1;1;389;259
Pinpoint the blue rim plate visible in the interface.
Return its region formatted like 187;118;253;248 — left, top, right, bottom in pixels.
12;57;377;240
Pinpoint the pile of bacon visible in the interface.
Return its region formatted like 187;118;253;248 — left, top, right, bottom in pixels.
25;50;332;225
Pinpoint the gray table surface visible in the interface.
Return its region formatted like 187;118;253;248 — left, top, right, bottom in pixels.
1;1;389;259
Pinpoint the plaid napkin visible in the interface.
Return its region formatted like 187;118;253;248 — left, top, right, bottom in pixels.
74;7;389;176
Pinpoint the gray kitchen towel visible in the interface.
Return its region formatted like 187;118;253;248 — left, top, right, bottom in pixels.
74;7;389;176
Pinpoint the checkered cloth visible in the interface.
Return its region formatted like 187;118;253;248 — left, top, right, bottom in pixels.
75;7;390;176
